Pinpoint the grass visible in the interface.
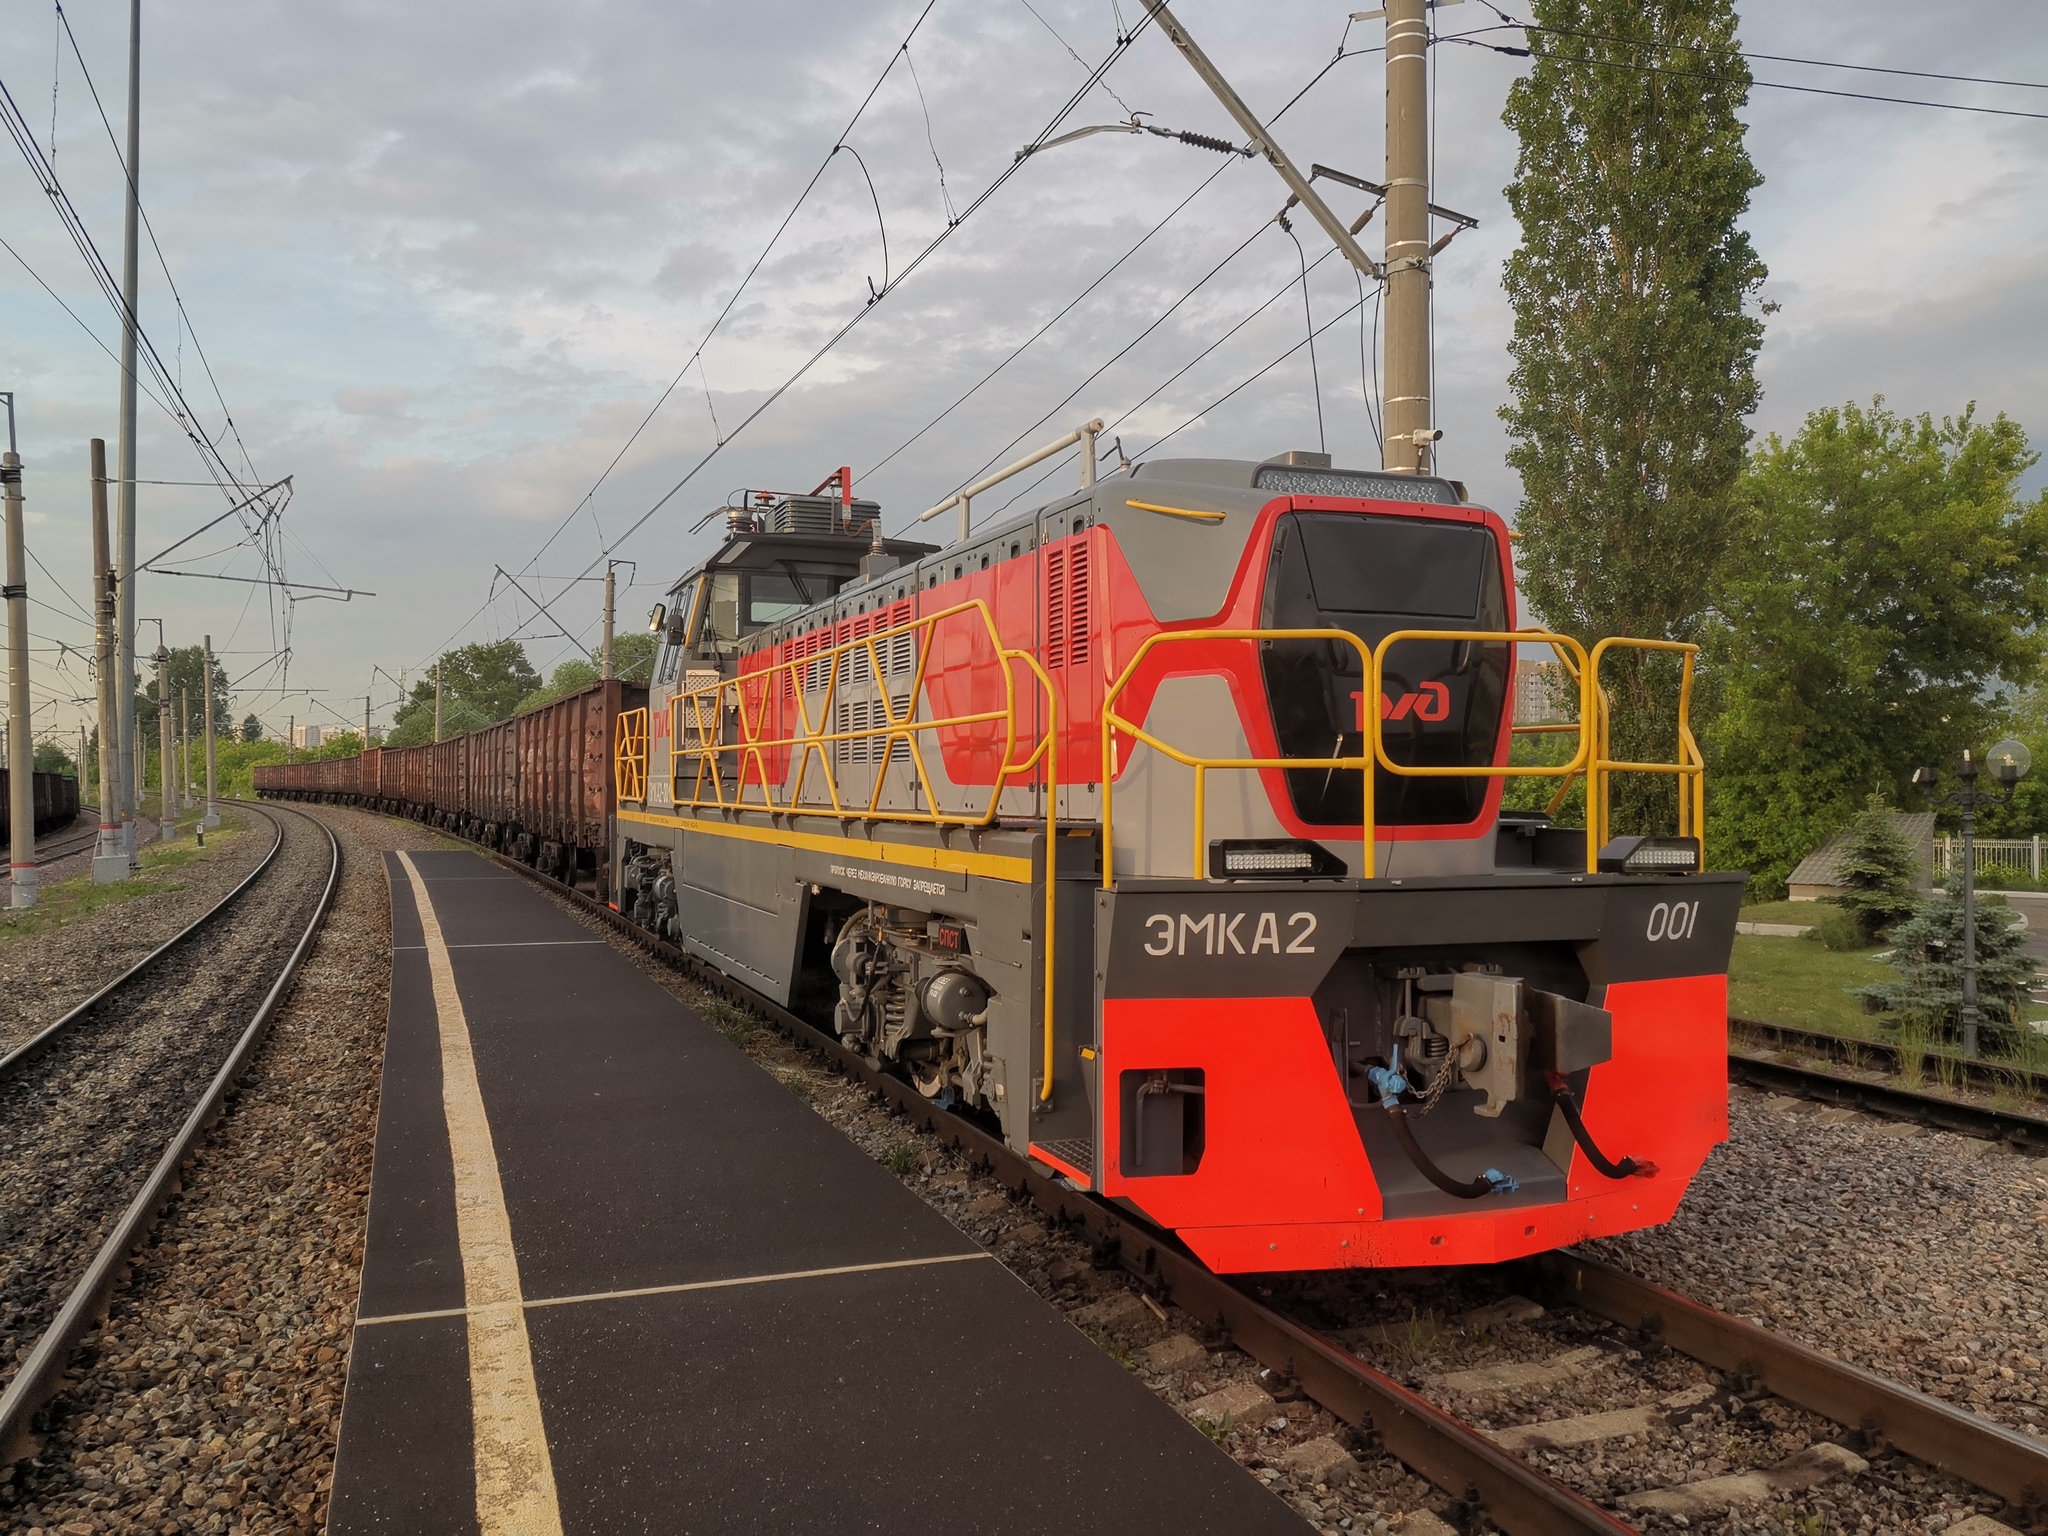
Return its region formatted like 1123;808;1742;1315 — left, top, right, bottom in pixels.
1727;933;1895;1038
0;815;243;947
1737;899;1828;926
884;1141;917;1176
698;996;757;1048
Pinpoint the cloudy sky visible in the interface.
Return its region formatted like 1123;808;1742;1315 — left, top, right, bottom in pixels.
3;0;2046;747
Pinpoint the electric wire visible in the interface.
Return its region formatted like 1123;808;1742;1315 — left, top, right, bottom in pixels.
55;4;262;484
528;8;1162;605
888;30;1379;506
984;244;1356;514
1461;4;2048;94
1443;20;2048;122
1283;224;1325;456
512;0;945;581
933;214;1279;508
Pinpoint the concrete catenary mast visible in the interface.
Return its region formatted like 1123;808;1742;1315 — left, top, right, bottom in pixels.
114;0;144;865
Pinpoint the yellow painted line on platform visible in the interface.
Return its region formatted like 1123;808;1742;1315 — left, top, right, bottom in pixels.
397;851;563;1536
354;1251;993;1327
619;806;1032;883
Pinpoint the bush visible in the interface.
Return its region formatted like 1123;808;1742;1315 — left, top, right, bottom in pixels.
1829;795;1920;943
1802;907;1867;952
1859;871;2035;1049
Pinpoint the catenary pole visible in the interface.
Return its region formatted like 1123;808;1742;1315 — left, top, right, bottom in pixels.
90;439;125;879
114;0;143;864
2;394;34;907
363;694;371;747
179;685;192;809
601;567;616;681
1380;0;1434;474
433;664;443;744
155;643;172;835
202;634;217;829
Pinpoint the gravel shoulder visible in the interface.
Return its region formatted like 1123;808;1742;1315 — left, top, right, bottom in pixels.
0;811;269;1057
0;805;456;1536
1589;1085;2048;1437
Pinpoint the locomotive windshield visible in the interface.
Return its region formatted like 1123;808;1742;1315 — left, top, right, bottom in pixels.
1260;512;1509;827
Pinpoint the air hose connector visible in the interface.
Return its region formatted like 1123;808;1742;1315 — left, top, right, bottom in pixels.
1546;1072;1657;1180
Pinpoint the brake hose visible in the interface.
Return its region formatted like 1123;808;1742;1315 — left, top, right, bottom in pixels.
1546;1072;1657;1180
1385;1103;1516;1198
1369;1056;1515;1198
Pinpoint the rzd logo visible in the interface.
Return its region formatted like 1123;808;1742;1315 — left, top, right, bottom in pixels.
1351;681;1449;728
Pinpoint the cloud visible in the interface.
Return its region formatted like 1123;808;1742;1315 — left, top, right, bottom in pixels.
3;0;2044;729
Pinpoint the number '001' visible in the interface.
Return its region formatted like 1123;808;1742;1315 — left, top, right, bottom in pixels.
1646;901;1697;942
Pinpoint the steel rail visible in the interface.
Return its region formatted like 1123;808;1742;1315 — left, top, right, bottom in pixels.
1530;1250;2048;1508
458;836;1633;1536
1726;1050;2048;1152
296;794;2048;1519
1733;1015;2048;1102
0;804;287;1078
0;803;340;1465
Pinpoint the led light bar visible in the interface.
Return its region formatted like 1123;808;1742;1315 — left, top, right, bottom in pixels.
1595;835;1701;875
1208;839;1348;880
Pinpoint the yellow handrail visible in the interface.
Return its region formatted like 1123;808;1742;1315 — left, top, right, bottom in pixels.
1102;628;1378;886
1103;626;1701;881
1584;637;1705;856
613;708;649;803
668;599;1063;1103
671;599;1045;829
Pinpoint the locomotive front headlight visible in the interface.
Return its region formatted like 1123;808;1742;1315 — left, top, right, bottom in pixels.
1209;839;1347;880
1596;835;1700;875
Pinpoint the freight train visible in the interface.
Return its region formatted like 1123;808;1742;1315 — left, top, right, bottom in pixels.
0;768;81;840
259;448;1740;1273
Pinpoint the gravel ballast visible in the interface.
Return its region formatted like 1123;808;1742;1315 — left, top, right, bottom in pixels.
0;805;453;1536
1591;1086;2048;1437
0;813;261;1057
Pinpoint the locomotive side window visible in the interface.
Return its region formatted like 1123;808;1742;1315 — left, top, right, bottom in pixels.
1260;512;1509;827
696;573;743;656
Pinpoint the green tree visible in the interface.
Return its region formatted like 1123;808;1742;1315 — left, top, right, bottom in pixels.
33;741;76;776
612;631;657;684
389;640;541;744
1829;796;1919;944
1706;402;2048;891
1859;872;2034;1051
516;658;601;715
241;713;264;744
1500;0;1768;838
134;645;234;751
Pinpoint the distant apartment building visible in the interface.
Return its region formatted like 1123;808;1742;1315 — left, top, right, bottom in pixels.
1514;660;1571;724
290;723;326;750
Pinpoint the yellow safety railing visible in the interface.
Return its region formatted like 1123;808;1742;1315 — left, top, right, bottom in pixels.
1103;626;1702;882
1584;637;1705;854
614;708;649;803
668;599;1062;1102
1102;628;1376;887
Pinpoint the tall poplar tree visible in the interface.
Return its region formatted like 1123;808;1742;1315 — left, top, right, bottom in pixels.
1500;0;1768;835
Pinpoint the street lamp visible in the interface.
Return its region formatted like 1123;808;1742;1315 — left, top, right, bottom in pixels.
1912;738;2032;1058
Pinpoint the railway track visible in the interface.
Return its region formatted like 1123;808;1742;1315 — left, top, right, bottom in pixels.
460;844;2047;1535
0;802;340;1464
1734;1015;2048;1102
1728;1040;2048;1152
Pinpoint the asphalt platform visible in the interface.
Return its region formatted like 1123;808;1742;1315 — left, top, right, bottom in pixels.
328;847;1306;1534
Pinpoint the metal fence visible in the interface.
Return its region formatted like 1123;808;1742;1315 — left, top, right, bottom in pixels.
1934;835;2045;883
